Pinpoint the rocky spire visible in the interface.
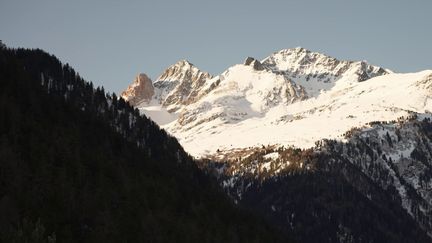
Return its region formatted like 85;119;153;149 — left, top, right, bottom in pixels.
121;73;154;106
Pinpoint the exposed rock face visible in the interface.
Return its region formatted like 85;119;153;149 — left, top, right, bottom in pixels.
244;57;264;71
416;73;432;91
356;60;388;81
153;60;213;111
244;57;255;66
121;73;154;106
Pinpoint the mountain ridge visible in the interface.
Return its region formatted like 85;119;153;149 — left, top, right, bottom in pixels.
261;47;391;96
122;48;431;158
122;47;391;112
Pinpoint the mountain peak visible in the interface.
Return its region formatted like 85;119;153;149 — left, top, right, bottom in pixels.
136;72;151;80
291;46;308;52
156;59;210;82
121;73;154;106
261;47;390;96
150;60;214;110
269;47;331;61
174;59;194;67
274;46;311;55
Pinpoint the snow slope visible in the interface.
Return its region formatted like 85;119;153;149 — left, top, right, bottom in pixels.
164;70;432;157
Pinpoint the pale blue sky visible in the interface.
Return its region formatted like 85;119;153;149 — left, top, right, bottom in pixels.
1;0;431;93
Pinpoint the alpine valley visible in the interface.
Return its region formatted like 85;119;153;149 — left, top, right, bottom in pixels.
122;47;432;242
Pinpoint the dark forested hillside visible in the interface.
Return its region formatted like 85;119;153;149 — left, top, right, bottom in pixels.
201;121;432;243
238;160;431;243
0;45;287;242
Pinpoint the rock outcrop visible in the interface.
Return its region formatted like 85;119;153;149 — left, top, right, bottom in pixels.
121;73;154;106
244;57;265;71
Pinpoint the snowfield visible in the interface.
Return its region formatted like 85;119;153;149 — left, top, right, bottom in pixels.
161;70;432;158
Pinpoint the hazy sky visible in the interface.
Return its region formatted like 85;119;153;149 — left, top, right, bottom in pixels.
1;0;431;93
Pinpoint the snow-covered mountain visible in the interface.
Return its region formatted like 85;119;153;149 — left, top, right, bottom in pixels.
122;48;431;158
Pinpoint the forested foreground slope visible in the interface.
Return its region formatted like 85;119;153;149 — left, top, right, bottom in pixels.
0;45;288;243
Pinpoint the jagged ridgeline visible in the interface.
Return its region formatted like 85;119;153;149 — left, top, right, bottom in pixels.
0;46;288;242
